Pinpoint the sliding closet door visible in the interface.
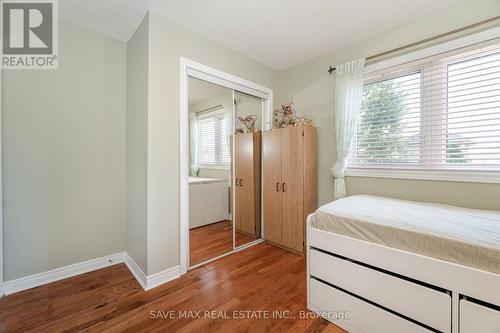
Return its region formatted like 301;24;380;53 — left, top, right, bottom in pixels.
281;126;304;252
263;130;282;244
233;91;263;247
188;77;233;267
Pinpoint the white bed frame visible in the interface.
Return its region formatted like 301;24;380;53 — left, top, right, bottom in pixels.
306;214;500;333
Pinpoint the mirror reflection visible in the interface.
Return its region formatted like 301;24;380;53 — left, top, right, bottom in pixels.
188;78;264;268
188;77;233;266
234;91;263;247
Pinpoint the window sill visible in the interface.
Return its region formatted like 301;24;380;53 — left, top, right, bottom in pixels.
198;164;230;170
345;167;500;184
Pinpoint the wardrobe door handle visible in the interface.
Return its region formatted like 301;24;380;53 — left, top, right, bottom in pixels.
282;182;286;192
235;178;239;186
276;182;281;192
240;179;243;187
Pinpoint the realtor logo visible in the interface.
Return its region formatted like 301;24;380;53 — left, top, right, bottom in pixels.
2;0;58;69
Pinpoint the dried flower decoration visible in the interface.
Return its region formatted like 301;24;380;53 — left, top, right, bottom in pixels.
236;115;259;134
272;102;313;129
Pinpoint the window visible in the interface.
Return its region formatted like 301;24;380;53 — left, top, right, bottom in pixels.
349;41;500;175
197;110;230;167
355;71;422;164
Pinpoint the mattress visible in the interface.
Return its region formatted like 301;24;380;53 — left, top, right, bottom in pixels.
311;195;500;274
189;177;227;185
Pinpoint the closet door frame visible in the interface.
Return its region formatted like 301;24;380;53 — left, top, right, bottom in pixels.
179;58;273;274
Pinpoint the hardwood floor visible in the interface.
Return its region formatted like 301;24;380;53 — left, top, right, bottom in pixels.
0;243;345;333
189;220;255;266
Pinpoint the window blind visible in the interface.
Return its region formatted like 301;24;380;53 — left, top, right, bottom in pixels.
349;39;500;171
197;110;230;166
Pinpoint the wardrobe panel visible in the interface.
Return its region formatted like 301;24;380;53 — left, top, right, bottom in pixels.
281;126;304;252
263;130;282;244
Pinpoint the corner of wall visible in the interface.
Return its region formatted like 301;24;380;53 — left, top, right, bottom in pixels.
126;12;150;275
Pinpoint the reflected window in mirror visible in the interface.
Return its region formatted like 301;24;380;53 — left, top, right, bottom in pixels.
197;109;230;168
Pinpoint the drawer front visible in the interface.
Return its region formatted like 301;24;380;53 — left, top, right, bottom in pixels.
310;278;432;333
460;299;500;333
310;249;451;332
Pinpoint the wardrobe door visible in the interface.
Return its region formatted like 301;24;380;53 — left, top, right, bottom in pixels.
263;130;282;244
252;133;262;239
234;133;256;236
281;126;304;253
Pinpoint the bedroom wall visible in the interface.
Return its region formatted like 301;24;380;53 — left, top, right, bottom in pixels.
2;21;127;280
126;15;149;273
146;11;278;274
276;0;500;210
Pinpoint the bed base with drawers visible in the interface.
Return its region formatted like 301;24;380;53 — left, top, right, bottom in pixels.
307;215;500;333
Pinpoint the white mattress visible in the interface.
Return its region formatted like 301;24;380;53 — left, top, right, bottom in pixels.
311;195;500;274
189;177;227;185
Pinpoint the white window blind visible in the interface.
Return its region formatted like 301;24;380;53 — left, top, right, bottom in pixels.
197;109;230;166
349;40;500;171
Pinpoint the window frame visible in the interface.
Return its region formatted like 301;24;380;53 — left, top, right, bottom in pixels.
346;32;500;184
196;108;230;169
352;67;425;168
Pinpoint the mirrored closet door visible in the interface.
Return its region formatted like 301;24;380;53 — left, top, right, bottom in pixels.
187;78;265;268
188;77;234;266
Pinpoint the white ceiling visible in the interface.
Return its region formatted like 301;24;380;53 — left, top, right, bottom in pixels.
59;0;463;70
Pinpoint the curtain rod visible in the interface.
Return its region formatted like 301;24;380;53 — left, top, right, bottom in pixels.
328;15;500;74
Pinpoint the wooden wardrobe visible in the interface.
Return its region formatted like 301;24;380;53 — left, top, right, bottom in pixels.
234;132;261;239
263;126;317;254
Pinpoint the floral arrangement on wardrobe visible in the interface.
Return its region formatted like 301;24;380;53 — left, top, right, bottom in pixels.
272;102;313;129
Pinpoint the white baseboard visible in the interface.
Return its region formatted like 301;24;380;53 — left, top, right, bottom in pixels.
3;252;126;295
124;253;180;291
146;265;180;290
3;252;181;296
123;253;147;290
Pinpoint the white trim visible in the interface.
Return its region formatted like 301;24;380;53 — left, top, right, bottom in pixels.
180;58;190;275
353;26;500;183
189;238;265;270
346;167;500;184
189;250;235;270
231;89;236;252
124;254;180;291
234;238;265;252
180;57;273;274
3;252;126;295
0;63;3;297
123;253;148;290
186;67;269;99
365;26;500;74
146;266;180;290
2;252;181;295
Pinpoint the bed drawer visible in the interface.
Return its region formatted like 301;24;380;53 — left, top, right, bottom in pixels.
310;278;432;333
460;299;500;333
309;249;451;332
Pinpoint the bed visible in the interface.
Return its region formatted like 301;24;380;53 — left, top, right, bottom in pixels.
307;195;500;333
189;177;228;229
